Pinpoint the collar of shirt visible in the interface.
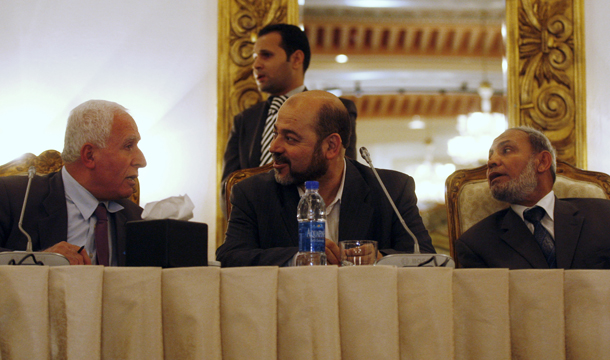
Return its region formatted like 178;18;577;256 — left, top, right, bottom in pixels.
267;85;305;107
511;190;556;238
297;158;346;243
62;167;124;218
284;85;305;98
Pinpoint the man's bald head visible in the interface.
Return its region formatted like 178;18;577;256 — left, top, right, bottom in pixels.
283;90;352;149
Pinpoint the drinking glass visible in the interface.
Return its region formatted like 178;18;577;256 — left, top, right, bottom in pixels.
340;240;378;266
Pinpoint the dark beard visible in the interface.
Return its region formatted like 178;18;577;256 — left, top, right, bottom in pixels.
273;142;328;186
490;156;538;203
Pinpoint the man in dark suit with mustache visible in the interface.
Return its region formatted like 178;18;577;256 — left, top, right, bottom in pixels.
217;91;434;267
220;24;357;215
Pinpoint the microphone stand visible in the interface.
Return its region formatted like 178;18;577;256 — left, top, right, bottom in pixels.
0;167;69;266
359;147;454;267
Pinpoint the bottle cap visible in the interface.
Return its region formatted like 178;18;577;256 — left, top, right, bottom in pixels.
305;181;319;190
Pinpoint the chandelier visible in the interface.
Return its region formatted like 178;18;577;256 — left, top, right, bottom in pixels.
447;81;507;165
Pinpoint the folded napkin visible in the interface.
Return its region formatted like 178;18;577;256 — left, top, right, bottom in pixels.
49;266;104;360
453;269;510;360
565;270;610;359
398;267;454;360
102;267;163;360
162;267;222;360
509;270;565;360
0;267;50;360
142;194;194;220
338;266;400;360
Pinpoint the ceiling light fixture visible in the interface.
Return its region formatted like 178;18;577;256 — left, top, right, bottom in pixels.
335;54;348;64
344;0;407;8
408;115;425;130
447;9;507;166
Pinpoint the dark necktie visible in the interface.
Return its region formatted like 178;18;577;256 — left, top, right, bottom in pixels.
523;206;556;268
260;95;288;166
94;203;110;266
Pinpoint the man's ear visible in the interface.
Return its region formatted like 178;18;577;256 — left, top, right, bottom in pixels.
536;151;553;173
80;144;96;169
323;134;342;159
290;50;304;70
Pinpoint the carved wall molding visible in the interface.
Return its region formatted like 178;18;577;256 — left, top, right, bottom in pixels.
216;0;298;248
507;0;586;167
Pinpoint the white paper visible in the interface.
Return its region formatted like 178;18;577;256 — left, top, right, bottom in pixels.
142;194;194;220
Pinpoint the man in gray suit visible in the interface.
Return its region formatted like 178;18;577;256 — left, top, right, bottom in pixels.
216;91;434;267
456;127;610;269
0;100;147;265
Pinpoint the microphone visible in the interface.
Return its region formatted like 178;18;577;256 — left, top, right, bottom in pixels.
19;166;36;252
359;147;454;267
0;167;69;266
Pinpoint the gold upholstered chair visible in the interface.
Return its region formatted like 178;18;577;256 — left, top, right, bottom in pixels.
224;163;273;218
445;160;610;268
0;150;140;205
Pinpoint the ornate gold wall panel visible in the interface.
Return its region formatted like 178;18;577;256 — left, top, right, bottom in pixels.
507;0;586;167
217;0;299;248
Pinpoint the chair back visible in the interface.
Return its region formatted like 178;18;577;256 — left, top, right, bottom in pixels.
0;150;140;205
224;163;273;218
445;160;610;267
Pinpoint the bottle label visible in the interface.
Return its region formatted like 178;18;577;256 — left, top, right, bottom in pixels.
298;221;325;252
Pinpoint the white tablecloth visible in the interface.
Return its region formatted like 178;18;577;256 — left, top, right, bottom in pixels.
1;266;609;360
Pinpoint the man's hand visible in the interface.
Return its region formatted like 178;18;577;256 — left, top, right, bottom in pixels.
325;239;341;265
44;242;92;265
342;242;378;265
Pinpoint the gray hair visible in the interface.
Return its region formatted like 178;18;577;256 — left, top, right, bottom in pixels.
61;100;128;163
514;126;557;182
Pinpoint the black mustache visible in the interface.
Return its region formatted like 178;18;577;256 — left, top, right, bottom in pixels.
272;153;290;165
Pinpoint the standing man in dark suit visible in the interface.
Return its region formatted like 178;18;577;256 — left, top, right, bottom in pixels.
456;127;610;269
0;100;147;265
217;91;434;267
221;24;358;211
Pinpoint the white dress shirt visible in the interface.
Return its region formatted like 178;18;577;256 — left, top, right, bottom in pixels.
298;159;346;243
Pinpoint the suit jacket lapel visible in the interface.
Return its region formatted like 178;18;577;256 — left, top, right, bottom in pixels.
38;172;68;250
338;160;374;241
278;182;300;247
500;209;549;268
554;199;583;268
250;102;271;164
113;207;128;266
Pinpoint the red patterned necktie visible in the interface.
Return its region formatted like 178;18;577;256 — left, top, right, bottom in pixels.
94;203;109;266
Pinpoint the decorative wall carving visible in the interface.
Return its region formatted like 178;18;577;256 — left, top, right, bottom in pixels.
507;0;585;167
216;0;298;248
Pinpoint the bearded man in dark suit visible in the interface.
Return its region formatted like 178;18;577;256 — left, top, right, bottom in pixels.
217;91;434;267
220;24;357;215
456;127;610;269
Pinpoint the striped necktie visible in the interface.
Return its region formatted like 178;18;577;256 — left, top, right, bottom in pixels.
260;95;288;166
523;206;557;268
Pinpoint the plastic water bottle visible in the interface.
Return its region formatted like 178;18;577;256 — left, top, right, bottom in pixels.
295;181;327;266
